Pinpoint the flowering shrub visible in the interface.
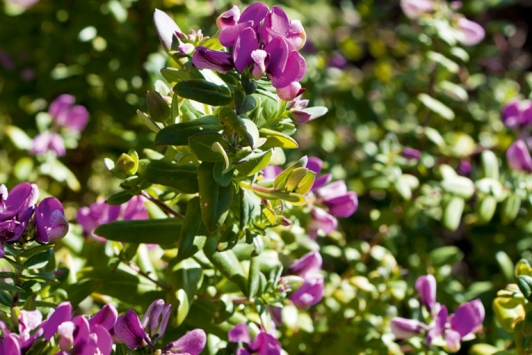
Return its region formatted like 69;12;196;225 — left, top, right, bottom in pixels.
2;0;532;354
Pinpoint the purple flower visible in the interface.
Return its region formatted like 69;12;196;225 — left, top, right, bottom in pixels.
507;139;532;173
216;5;241;31
391;318;426;340
0;323;21;355
0;183;39;246
427;300;485;352
192;3;307;101
17;310;43;351
76;196;148;240
502;100;532;128
402;147;421;161
140;299;171;341
456;18;485;46
162;329;206;355
34;197;68;243
88;304;118;332
290;274;324;310
400;0;434;19
288;251;322;279
228;323;282;355
49;94;89;134
192;47;234;73
30;132;66;157
416;274;437;314
113;310;151;349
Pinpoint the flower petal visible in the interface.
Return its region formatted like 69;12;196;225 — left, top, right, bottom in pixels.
228;323;251;344
233;28;259;73
44;301;72;341
163;328;206;355
192;47;234;73
113;310;150;349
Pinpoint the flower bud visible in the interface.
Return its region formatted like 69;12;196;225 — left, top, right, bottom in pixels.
146;90;171;123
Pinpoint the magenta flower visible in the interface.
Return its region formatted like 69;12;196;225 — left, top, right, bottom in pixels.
113;310;152;349
288;250;322;279
216;5;241;31
76;196;148;240
228;323;282;355
30;94;88;157
427;300;485;352
0;322;21;355
392;275;485;352
402;147;421;161
114;299;206;353
30;132;66;157
34;197;68;243
502;99;532;128
192;3;307;101
48;94;89;134
0;183;39;252
456;18;485;46
162;329;207;355
400;0;434;19
507;139;532;173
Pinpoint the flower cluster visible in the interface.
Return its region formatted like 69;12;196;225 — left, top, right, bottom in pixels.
228;323;282;355
400;0;485;46
0;182;68;257
30;94;88;157
391;275;485;353
76;195;148;241
0;299;206;355
192;2;307;101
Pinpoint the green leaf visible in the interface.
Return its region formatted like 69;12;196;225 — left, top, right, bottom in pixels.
24;249;53;269
177;197;208;261
155;115;222;146
441;176;475;199
171;258;203;326
137;110;160;133
94;219;182;244
106;190;134;206
211;142;230;171
436;81;468;102
160;67;190;83
517;275;532;302
418;93;455;120
252;189;307;206
0;282;24;293
427;51;459;73
259;128;299;149
5;125;33;150
430;246;464;267
476;195;497;224
218;108;258;148
189;132;227;162
174;79;232;106
442;196;465;231
137;160;198;193
234;88;257;114
234;149;273;176
273;156;308;191
198;162;234;231
496;251;515;283
481;150;499;180
204;238;247;293
213;163;233;187
501;193;521;225
247;256;260;299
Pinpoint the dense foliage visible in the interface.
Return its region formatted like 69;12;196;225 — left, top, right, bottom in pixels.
2;0;532;354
